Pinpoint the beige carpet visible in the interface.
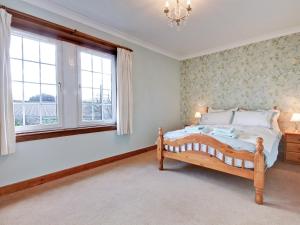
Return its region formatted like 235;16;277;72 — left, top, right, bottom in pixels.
1;151;300;225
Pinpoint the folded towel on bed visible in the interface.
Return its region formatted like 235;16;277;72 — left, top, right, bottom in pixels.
211;131;238;138
211;128;238;139
184;125;208;133
213;127;235;135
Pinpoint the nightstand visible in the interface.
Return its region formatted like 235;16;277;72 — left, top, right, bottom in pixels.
285;131;300;163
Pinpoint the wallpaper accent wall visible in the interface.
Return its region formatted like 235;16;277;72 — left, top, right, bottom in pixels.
180;33;300;130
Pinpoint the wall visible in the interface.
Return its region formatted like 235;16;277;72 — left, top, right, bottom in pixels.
0;1;181;186
181;33;300;130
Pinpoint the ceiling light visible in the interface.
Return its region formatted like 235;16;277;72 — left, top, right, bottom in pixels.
164;0;192;28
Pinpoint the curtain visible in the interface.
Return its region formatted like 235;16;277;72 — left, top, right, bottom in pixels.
116;48;133;135
0;9;15;155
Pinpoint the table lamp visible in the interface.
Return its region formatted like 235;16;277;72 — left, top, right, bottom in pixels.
290;113;300;132
194;112;201;125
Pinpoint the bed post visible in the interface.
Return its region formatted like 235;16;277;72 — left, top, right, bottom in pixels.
254;137;265;204
157;128;164;170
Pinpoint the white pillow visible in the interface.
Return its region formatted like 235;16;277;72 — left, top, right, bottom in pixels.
238;108;281;131
232;111;274;128
208;107;238;113
200;111;234;125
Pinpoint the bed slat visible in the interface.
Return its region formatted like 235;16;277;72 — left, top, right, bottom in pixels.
164;134;254;162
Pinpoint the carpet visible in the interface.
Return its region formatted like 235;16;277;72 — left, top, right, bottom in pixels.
0;151;300;225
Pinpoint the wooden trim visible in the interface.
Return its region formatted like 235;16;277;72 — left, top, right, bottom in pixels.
16;125;117;142
0;5;133;54
0;145;156;196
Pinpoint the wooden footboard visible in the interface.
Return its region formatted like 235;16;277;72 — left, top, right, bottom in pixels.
157;128;265;204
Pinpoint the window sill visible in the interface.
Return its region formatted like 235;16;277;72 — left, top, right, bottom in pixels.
16;125;117;142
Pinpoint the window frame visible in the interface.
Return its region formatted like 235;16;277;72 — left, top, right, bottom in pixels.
77;47;117;127
1;5;131;141
11;29;64;134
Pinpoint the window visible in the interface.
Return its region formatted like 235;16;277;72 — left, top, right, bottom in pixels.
3;6;133;140
10;29;116;134
10;30;62;132
78;49;116;125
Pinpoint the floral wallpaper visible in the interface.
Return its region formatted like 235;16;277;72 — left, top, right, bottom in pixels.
180;33;300;130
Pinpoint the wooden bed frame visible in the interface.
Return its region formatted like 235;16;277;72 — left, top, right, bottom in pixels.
157;128;265;204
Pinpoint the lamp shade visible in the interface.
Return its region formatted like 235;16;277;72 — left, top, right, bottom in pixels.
291;113;300;122
194;112;201;119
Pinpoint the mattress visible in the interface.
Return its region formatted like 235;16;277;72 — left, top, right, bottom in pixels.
163;125;282;169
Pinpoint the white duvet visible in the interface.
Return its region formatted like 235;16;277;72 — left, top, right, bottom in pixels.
164;125;282;168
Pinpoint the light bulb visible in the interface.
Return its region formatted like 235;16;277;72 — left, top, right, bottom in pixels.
165;1;169;8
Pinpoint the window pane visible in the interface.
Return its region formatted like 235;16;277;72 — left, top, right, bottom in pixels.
81;71;92;88
12;82;23;101
93;104;102;120
79;50;115;123
41;64;56;84
103;58;111;74
24;83;40;102
102;89;111;104
10;31;60;131
103;105;112;120
92;55;102;72
93;73;102;89
40;42;56;64
11;59;23;81
82;103;92;121
24;61;40;83
41;84;57;103
81;88;92;103
13;103;23;126
23;38;39;62
103;74;111;90
93;88;101;103
24;103;40;125
10;35;22;59
41;104;57;124
80;52;91;71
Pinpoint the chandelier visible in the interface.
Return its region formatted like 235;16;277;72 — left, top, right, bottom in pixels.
163;0;192;27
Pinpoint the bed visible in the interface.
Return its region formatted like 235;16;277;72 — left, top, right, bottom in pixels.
156;107;282;204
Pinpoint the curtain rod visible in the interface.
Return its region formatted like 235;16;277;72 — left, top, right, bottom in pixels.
0;5;133;53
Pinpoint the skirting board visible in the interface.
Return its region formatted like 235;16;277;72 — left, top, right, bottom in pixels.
0;145;156;196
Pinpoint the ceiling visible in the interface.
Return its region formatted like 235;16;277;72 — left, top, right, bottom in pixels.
23;0;300;60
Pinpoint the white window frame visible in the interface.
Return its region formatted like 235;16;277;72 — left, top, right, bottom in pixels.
77;47;116;127
11;29;64;133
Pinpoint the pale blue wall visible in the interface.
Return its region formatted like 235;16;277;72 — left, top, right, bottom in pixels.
0;0;181;186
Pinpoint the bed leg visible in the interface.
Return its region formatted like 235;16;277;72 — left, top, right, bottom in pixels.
254;137;265;205
255;188;264;205
159;158;164;170
157;128;164;170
